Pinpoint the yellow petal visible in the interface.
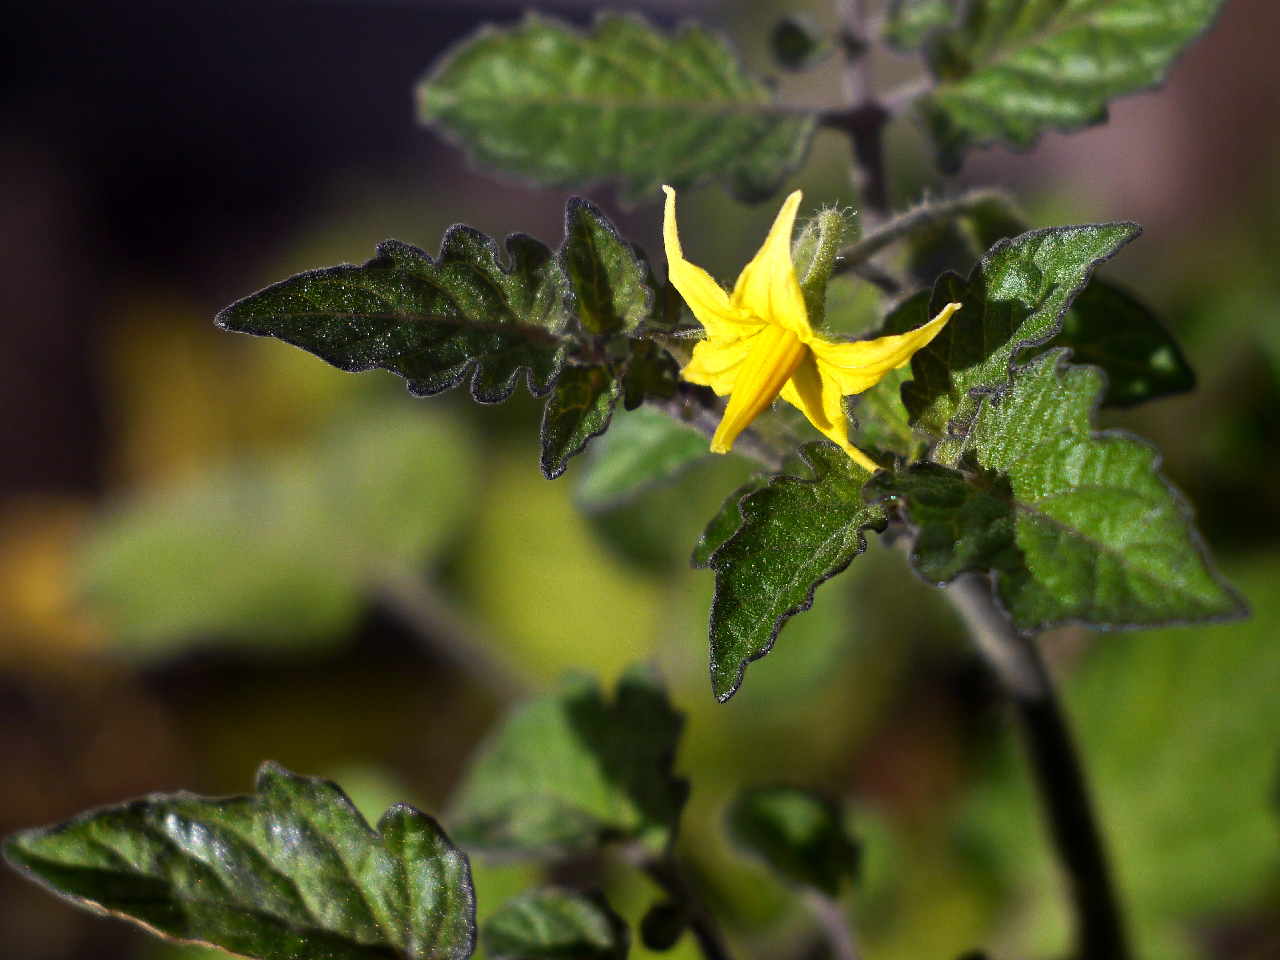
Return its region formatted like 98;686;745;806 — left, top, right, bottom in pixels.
731;190;812;342
779;357;880;472
681;335;757;396
809;301;961;396
710;323;808;454
662;186;763;342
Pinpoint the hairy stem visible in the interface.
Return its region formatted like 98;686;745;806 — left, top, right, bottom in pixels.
945;574;1130;960
832;190;1018;276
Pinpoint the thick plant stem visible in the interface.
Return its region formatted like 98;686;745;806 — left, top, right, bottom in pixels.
946;574;1130;960
830;0;890;221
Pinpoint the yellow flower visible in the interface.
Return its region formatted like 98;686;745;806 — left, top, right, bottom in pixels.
663;186;960;473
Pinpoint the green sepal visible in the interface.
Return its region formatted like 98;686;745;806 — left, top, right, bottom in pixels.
869;352;1246;633
899;223;1140;438
449;669;688;856
216;234;573;403
1038;279;1195;407
541;365;622;480
416;12;817;204
638;899;688;951
691;474;771;570
770;16;832;71
3;763;475;960
706;443;887;701
562;198;652;337
482;888;629;960
918;0;1228;172
726;786;860;896
576;407;709;511
792;208;849;330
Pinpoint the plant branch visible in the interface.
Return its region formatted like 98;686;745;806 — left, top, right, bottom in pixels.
801;889;861;960
832;190;1017;276
830;0;890;221
641;853;735;960
945;573;1130;960
644;385;786;472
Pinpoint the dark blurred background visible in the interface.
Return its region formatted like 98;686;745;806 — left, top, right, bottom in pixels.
2;2;1279;959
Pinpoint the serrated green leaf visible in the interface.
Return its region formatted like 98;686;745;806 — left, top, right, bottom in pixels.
770;16;832;71
690;474;770;570
449;669;688;856
562;199;651;337
3;763;475;960
901;223;1140;438
726;787;860;896
576;407;709;510
416;12;817;204
77;405;476;658
216;234;572;403
919;0;1228;172
871;352;1245;632
1038;278;1195;407
884;0;958;51
482;889;628;960
706;443;887;701
541;366;621;480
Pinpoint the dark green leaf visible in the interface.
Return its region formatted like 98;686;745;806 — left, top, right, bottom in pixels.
577;407;709;510
901;223;1140;438
416;12;818;204
482;889;628;960
919;0;1228;172
872;352;1245;632
883;0;957;51
638;900;688;952
620;340;679;412
217;235;572;403
726;786;860;895
541;366;621;480
449;669;688;856
707;443;887;701
3;763;475;960
690;474;770;570
1038;278;1195;407
562;199;651;337
770;16;832;71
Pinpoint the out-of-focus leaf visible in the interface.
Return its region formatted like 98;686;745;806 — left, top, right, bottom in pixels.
726;786;860;895
770;16;832;71
870;353;1245;631
959;556;1280;959
576;408;709;510
482;889;628;960
883;0;957;51
620;341;679;412
1038;279;1195;407
78;405;476;657
449;669;688;856
541;366;621;480
690;474;770;570
217;234;573;403
706;443;887;702
561;199;651;337
416;12;817;204
919;0;1228;172
638;899;688;951
899;224;1140;438
3;763;475;960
